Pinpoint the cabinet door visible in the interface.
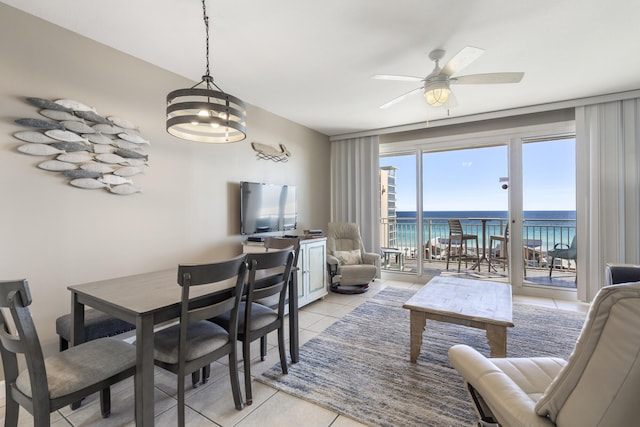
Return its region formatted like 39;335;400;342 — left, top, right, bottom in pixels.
304;240;327;299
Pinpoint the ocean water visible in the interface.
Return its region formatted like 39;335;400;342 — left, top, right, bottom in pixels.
391;210;576;252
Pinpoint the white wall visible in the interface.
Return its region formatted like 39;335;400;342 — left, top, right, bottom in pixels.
0;4;330;359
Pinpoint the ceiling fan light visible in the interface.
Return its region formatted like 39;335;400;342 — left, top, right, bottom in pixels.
424;81;450;107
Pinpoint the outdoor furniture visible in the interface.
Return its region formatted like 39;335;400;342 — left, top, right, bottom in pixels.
449;280;640;427
212;249;294;405
153;256;247;426
0;279;136;425
326;222;379;294
381;247;404;270
523;238;543;277
548;235;577;279
403;276;513;362
488;223;509;272
445;219;480;272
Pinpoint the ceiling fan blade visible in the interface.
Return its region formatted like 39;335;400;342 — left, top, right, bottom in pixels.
372;74;423;82
379;87;422;109
452;72;524;85
441;46;485;77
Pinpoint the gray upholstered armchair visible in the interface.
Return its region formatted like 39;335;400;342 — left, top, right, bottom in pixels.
449;280;640;426
326;222;380;294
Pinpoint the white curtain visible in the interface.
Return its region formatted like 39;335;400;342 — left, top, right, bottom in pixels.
576;98;640;301
330;136;380;253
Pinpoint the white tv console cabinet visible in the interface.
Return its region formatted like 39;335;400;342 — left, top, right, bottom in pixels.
242;237;327;308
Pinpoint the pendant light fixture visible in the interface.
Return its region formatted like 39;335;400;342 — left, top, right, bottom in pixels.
166;0;246;143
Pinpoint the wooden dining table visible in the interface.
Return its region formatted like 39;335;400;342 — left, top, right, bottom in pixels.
67;266;299;426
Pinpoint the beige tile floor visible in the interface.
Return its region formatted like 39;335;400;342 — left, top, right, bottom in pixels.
0;278;589;426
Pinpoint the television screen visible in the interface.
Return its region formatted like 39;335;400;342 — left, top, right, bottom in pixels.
240;181;297;235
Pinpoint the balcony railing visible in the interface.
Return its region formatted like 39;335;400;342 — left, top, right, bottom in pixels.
380;216;576;270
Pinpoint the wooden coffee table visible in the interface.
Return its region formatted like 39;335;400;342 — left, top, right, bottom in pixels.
403;276;514;362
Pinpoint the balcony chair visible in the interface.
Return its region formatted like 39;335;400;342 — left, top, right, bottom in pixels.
449;280;640;427
326;221;380;294
152;256;247;426
548;235;577;279
445;219;480;272
488;223;509;272
0;279;136;426
212;249;294;405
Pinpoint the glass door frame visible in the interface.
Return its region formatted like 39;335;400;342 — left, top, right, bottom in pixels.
380;121;577;299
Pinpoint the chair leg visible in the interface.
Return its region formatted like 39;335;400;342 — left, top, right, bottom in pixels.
4;395;19;427
191;370;200;388
178;368;186;427
228;352;244;410
243;339;253;405
260;336;267;361
549;257;555;277
202;364;210;384
99;387;111;418
278;328;288;375
59;336;69;352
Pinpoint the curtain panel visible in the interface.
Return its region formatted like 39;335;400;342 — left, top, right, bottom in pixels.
330;136;380;253
576;98;640;301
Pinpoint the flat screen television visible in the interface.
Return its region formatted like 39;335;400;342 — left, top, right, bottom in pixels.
240;181;297;235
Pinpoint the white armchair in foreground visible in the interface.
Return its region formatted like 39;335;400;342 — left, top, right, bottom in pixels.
449;280;640;427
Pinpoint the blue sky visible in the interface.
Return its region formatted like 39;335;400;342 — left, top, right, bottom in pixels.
380;138;576;212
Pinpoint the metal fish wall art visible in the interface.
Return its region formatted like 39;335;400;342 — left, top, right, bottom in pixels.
109;184;142;195
18;144;64;156
14;131;57;144
15;118;62;130
26;97;73;112
14;96;149;195
39;109;79;122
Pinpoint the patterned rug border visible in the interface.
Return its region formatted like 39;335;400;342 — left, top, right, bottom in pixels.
259;286;586;427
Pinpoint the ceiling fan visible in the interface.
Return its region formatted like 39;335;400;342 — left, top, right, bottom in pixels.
373;46;524;109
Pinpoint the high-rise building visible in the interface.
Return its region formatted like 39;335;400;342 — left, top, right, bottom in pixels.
380;166;397;248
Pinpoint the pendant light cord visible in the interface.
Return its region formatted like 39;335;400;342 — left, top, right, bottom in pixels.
202;0;210;79
197;0;223;92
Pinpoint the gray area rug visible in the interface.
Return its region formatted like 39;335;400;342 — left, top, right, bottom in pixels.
259;287;587;427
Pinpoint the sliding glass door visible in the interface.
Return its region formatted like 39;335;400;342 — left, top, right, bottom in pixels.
421;145;508;275
520;137;576;287
379;122;578;297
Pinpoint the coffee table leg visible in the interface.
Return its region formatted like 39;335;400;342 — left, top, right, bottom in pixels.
409;311;426;363
486;325;507;357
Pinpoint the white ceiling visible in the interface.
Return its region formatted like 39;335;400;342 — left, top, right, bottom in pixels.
4;0;640;137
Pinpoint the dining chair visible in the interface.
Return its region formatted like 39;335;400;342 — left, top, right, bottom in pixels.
445;219;480;272
0;279;136;426
152;255;247;426
212;248;295;405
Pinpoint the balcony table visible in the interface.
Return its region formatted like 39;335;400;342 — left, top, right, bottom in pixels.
469;218;505;271
68;266;299;426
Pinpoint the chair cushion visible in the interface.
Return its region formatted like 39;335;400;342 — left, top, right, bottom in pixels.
15;338;135;399
535;284;640;426
338;264;377;285
154;320;230;364
449;344;562;427
56;308;135;342
334;249;362;265
213;302;278;332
